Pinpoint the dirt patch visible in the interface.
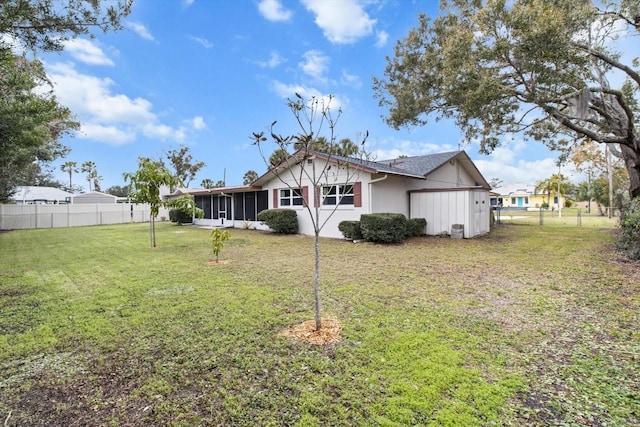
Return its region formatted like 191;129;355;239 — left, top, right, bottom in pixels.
279;318;341;345
207;260;229;266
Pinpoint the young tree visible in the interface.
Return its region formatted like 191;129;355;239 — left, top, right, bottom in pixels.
373;0;640;199
124;157;179;248
243;170;259;185
60;161;78;193
164;145;206;188
252;94;370;331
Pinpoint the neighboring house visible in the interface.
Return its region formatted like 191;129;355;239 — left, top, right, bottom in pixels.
186;150;491;239
491;183;566;209
72;191;119;204
10;186;72;204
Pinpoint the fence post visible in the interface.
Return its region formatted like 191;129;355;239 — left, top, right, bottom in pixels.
577;209;582;227
539;208;544;226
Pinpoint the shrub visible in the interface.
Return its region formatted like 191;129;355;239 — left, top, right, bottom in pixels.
257;209;298;234
338;220;363;240
406;218;427;237
211;228;231;262
169;208;192;224
618;198;640;259
360;213;407;243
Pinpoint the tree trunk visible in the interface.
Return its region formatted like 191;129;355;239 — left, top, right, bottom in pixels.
151;215;156;248
313;232;321;331
620;144;640;199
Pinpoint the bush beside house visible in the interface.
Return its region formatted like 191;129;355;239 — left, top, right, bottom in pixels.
340;214;426;243
257;209;298;234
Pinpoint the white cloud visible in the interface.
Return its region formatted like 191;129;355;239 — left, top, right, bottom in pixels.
126;21;154;41
142;123;186;141
190;36;213;48
269;80;343;110
257;51;285;68
258;0;293;22
192;116;206;130
183;0;195;6
299;50;329;80
474;157;561;187
341;70;361;89
301;0;376;44
46;62;194;145
79;123;135;146
62;39;114;66
375;30;388;48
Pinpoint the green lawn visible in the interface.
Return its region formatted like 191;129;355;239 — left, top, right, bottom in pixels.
1;222;638;426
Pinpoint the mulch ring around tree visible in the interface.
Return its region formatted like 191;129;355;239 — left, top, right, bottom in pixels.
279;318;342;345
207;260;229;266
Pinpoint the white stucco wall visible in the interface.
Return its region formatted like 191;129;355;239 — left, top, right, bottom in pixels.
261;160;373;238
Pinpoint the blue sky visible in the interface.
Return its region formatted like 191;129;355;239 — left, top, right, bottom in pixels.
43;0;572;191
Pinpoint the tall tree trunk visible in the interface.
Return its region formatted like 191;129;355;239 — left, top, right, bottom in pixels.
620;143;640;199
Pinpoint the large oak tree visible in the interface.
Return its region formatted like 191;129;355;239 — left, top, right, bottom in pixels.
373;0;640;198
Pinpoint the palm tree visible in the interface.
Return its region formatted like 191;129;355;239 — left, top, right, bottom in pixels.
201;178;214;188
243;170;259;185
269;149;289;167
81;161;97;192
60;161;78;193
536;174;571;208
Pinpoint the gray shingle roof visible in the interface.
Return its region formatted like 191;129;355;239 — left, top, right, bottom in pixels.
253;149;489;188
377;151;462;177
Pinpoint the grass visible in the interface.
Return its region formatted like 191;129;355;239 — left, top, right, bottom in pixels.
496;207;620;228
0;222;638;426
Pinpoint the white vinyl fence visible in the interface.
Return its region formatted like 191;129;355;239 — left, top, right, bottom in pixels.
0;203;170;230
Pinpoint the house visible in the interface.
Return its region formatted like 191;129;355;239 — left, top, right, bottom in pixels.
490;183;566;209
187;150;491;239
10;186;73;204
72;191;119;204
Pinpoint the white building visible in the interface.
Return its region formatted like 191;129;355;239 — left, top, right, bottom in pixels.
187;150;491;239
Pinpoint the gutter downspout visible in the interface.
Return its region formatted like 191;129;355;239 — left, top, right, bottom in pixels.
368;174;388;213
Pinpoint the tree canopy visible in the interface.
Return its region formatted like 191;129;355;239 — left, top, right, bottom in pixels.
164;145;206;188
123;157;181;248
0;0;132;52
0;0;132;202
373;0;640;198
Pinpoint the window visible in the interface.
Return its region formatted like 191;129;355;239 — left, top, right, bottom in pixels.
511;197;516;205
322;184;354;206
279;188;303;206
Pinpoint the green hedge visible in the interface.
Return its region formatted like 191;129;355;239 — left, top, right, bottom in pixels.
169;208;192;224
618;198;640;259
406;218;427;237
338;220;363;240
257;209;298;234
360;213;407;243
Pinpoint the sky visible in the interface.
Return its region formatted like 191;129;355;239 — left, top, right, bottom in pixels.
41;0;580;192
